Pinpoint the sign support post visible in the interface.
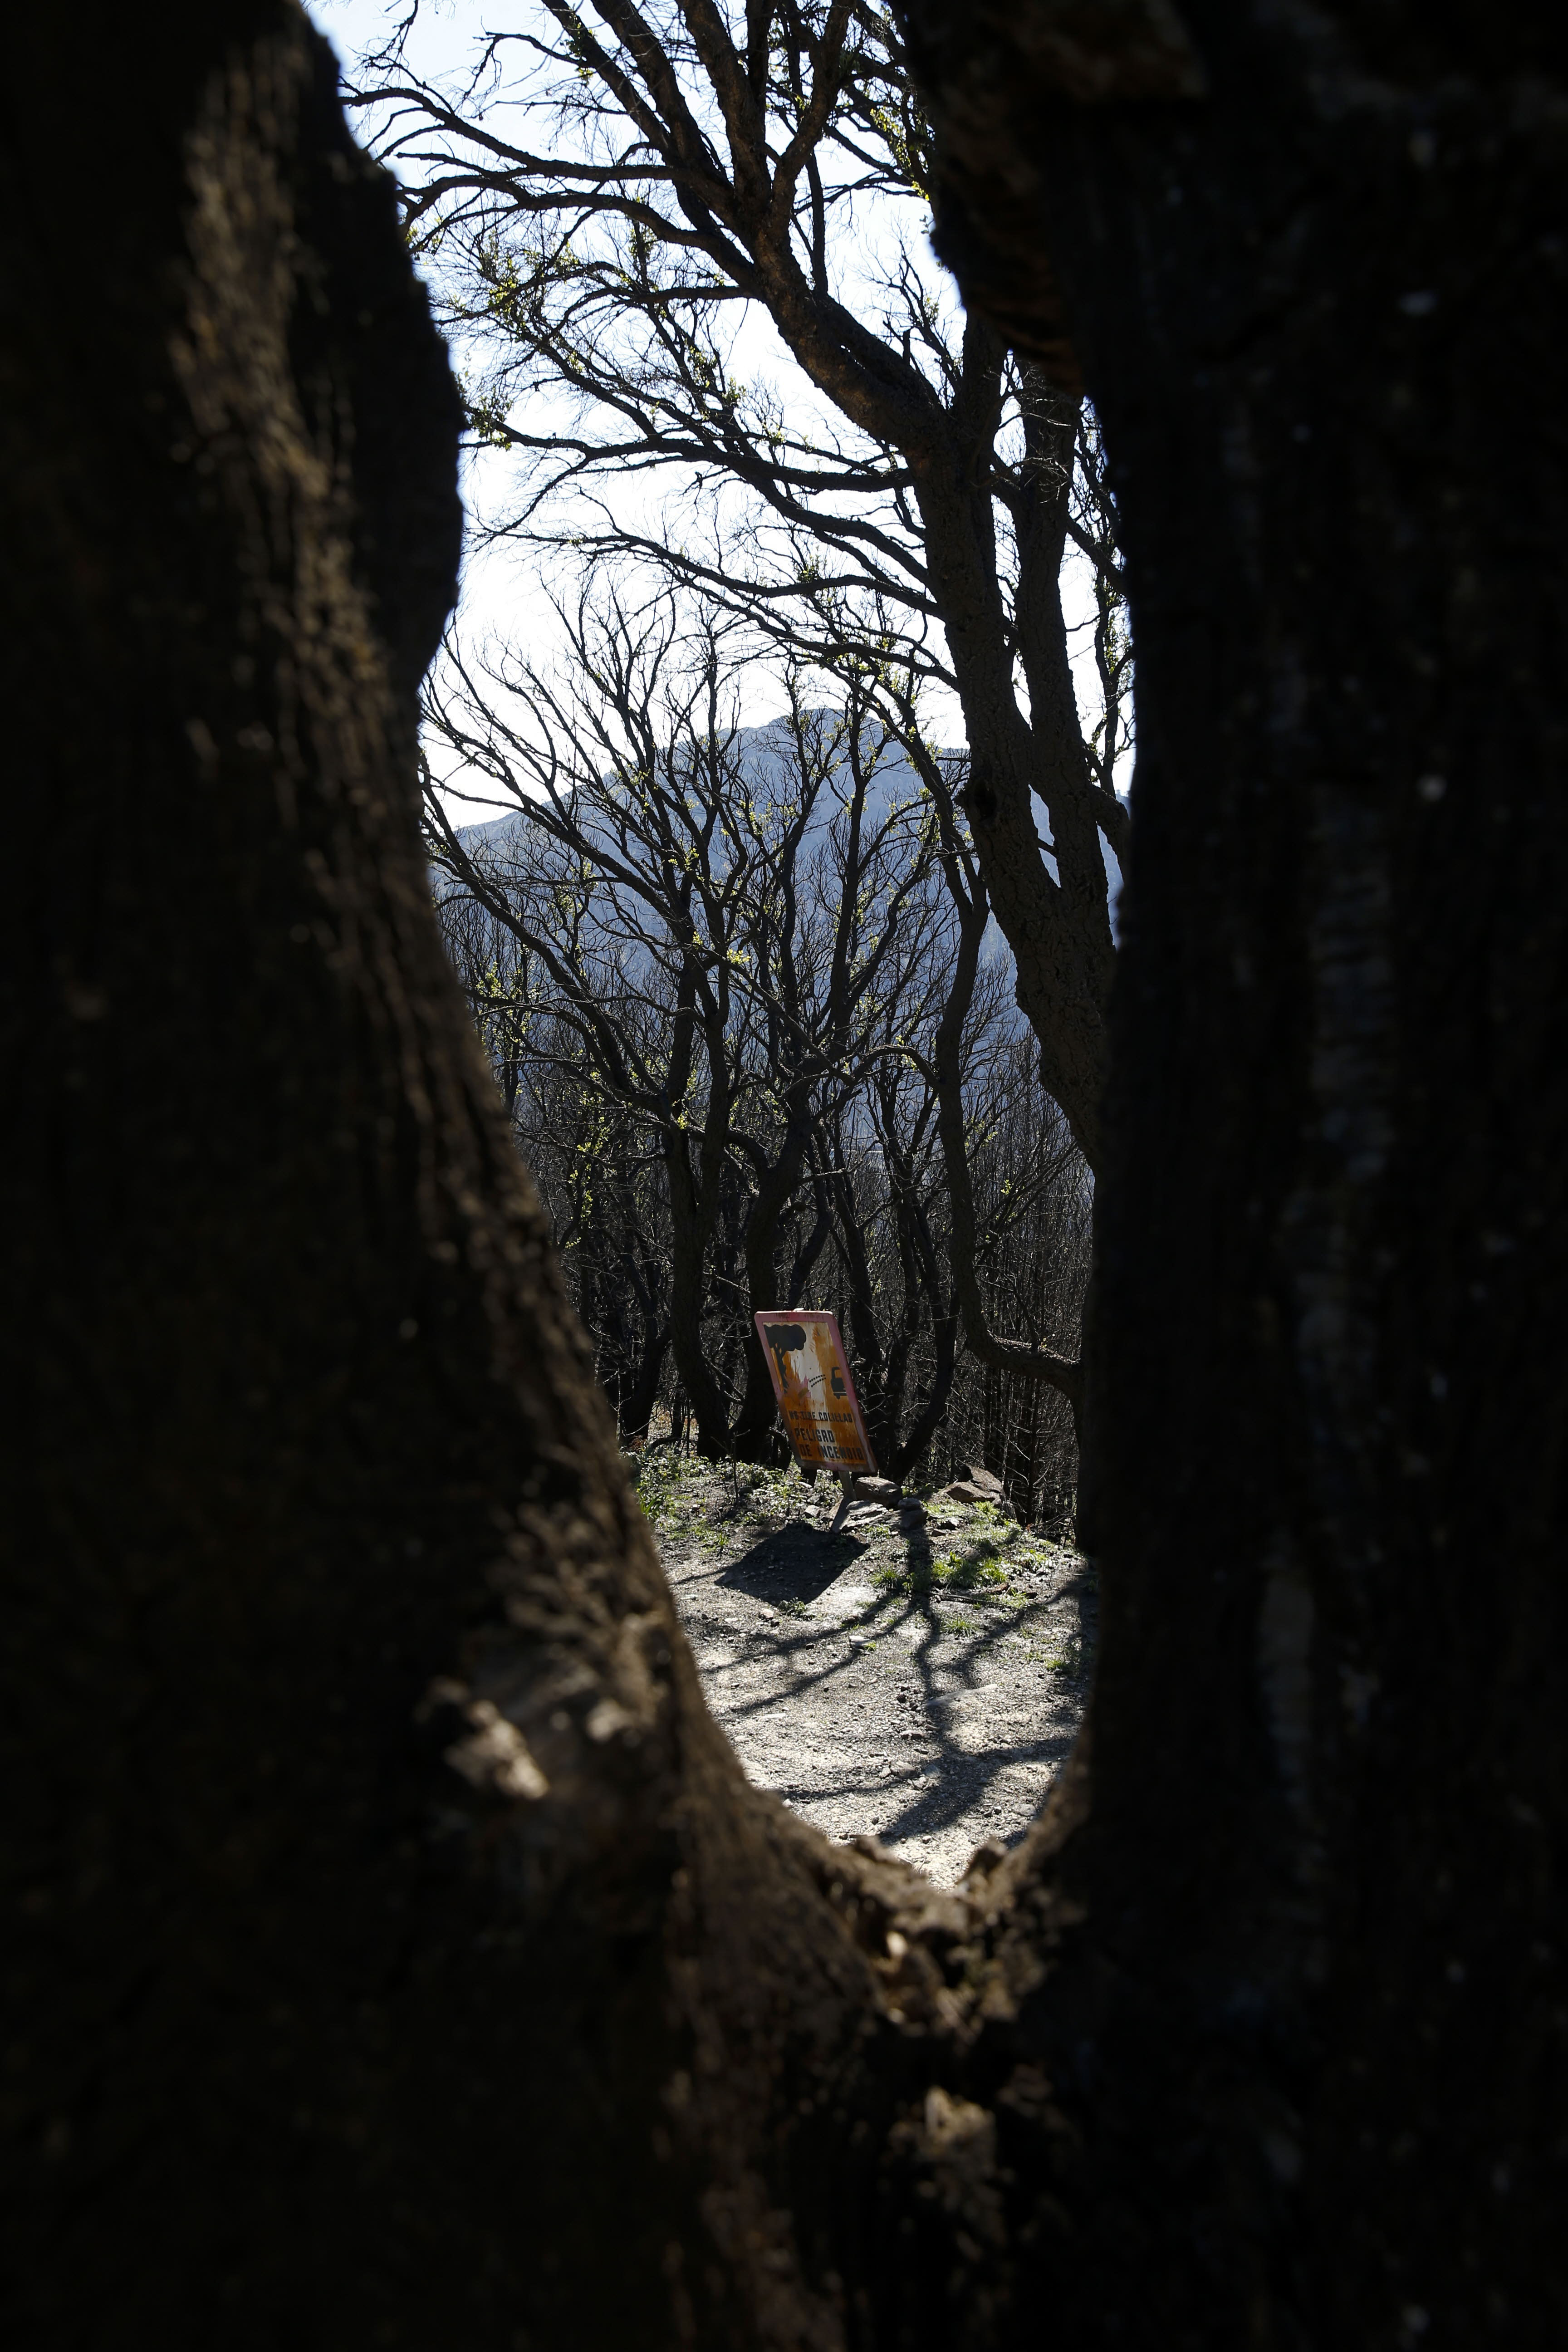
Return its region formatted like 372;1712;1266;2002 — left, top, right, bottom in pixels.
826;1466;857;1536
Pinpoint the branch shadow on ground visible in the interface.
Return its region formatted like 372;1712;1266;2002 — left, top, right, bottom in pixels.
703;1519;1095;1859
663;1483;1096;1866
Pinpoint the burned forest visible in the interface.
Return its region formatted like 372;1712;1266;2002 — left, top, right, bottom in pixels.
4;3;1565;2350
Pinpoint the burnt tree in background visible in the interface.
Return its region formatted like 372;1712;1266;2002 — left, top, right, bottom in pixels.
430;620;1091;1498
347;0;1133;1164
3;4;1563;2348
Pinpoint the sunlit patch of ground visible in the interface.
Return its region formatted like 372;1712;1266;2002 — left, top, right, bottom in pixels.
638;1452;1094;1886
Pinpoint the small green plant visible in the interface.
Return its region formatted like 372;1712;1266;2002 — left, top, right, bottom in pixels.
777;1597;810;1618
873;1558;935;1598
634;1449;703;1529
938;1542;1017;1599
872;1540;1018;1604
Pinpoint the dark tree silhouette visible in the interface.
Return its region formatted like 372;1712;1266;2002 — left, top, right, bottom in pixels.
4;4;1562;2348
347;1;1129;1163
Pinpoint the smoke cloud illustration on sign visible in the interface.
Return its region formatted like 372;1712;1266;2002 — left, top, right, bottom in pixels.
754;1311;876;1480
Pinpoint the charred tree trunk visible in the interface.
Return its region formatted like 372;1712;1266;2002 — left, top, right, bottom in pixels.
916;448;1116;1168
613;1296;672;1449
928;827;1085;1433
903;0;1568;2340
882;1179;962;1489
731;1117;815;1460
5;5;1563;2350
828;1156;894;1466
1;15;877;2341
662;1124;732;1455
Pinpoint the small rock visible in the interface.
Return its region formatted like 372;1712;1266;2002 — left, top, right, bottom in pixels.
955;1463;1004;1499
852;1476;902;1505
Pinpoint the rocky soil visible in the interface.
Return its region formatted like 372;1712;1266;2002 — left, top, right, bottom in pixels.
638;1452;1095;1886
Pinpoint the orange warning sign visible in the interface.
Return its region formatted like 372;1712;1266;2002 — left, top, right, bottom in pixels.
754;1310;877;1475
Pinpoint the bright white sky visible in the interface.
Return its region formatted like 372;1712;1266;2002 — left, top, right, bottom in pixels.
305;0;1122;860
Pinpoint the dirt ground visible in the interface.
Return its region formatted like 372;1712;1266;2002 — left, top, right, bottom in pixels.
638;1452;1095;1887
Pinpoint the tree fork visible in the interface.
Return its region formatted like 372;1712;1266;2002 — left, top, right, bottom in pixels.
4;4;1565;2349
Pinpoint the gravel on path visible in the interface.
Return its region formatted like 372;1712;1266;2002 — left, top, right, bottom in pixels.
639;1452;1095;1886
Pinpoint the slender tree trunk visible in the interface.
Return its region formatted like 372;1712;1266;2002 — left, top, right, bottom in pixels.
662;1131;731;1452
588;1253;668;1450
916;462;1115;1163
612;1245;672;1448
882;1183;962;1485
827;1161;893;1465
618;1321;671;1447
930;850;1085;1428
6;5;1564;2348
785;1157;835;1308
731;1119;815;1458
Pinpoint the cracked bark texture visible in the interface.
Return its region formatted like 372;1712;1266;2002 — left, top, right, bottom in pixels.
901;0;1568;2342
3;2;1564;2347
1;11;907;2345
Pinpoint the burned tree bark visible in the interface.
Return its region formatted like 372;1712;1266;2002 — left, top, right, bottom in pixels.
902;0;1568;2341
1;10;897;2344
4;3;1564;2349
